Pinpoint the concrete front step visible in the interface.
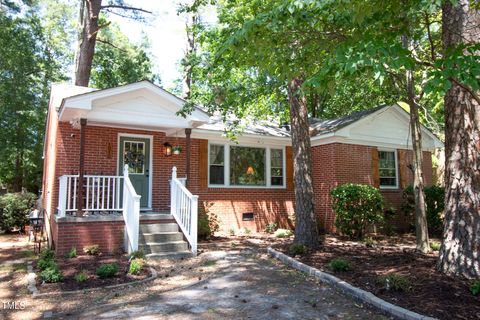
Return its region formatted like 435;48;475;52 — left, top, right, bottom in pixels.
139;232;184;244
139;241;189;254
139;223;179;233
146;251;193;259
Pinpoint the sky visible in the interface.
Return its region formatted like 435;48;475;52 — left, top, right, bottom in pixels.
109;0;215;91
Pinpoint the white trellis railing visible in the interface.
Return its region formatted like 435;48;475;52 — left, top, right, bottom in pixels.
170;166;198;255
57;174;123;217
122;165;140;253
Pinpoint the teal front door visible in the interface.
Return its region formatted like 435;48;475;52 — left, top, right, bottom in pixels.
119;137;150;208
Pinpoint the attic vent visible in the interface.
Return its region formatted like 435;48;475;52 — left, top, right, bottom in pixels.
242;212;254;221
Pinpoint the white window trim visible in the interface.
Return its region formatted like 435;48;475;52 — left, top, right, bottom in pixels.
378;148;399;190
208;143;286;189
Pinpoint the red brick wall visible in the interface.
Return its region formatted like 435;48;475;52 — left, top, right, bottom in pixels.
311;143;433;232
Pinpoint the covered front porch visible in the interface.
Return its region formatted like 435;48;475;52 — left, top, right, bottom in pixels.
51;81;210;255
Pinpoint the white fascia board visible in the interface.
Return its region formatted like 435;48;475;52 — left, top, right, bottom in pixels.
189;129;291;146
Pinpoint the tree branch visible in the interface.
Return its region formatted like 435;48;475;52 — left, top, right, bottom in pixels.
96;38;127;52
450;77;480;105
100;5;152;14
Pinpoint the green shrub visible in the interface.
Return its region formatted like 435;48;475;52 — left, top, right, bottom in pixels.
37;258;56;271
39;249;55;261
430;241;441;251
242;227;251;235
40;265;63;283
0;192;37;232
402;185;445;236
228;228;236;236
328;258;351;272
96;263;118;278
75;271;88;283
198;205;220;240
274;229;293;238
378;273;411;292
331;184;384;239
83;244;100;256
67;247;77;258
289;243;306;255
129;249;145;260
363;237;376;247
129;258;146;275
265;222;278;234
471;280;480;296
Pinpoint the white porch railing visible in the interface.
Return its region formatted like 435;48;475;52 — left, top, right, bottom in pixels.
122;165;140;253
170;167;198;255
57;174;123;216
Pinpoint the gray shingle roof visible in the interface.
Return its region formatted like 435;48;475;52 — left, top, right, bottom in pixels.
199;105;389;138
309;105;388;136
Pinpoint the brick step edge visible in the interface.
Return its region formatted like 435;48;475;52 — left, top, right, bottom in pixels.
267;247;437;320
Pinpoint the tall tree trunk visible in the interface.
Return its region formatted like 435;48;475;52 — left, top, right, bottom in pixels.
438;0;480;278
74;0;102;87
287;77;321;248
183;13;197;100
403;35;430;253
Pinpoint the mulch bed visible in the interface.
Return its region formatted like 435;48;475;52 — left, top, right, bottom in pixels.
274;236;480;320
36;254;150;293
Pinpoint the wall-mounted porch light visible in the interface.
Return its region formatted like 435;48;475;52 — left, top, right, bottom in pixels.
164;142;172;157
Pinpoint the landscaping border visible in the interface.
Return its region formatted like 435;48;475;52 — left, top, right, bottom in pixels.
28;266;157;297
267;247;437;320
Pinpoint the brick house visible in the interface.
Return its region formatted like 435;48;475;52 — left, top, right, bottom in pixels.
41;81;443;256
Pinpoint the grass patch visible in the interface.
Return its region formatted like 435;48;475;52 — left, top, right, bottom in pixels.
430;241;441;251
274;229;293;238
20;249;36;259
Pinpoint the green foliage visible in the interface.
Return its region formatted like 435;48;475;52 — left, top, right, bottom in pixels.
363;237;376;247
242;227;251;235
37;257;56;271
0;192;36;232
129;250;145;260
274;229;293;238
90;19;159;89
0;5;69;192
289;243;306;255
74;271;88;283
198;205;220;240
128;258;146;275
228;228;235;236
265;222;278;234
39;248;55;261
328;258;351;272
96;263;119;278
83;245;100;256
67;247;77;259
471;280;480;296
402;185;445;235
331;184;384;239
430;241;441;251
40;264;63;283
377;273;411;292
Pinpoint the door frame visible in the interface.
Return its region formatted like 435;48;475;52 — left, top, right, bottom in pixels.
117;133;153;210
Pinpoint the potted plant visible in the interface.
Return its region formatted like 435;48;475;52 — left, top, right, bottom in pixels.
172;146;182;155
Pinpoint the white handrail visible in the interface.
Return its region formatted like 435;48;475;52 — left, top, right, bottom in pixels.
170;166;198;255
123;165;141;253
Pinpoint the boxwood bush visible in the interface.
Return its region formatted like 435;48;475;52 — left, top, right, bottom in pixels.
402;185;445;236
331;183;384;239
0;192;37;232
96;263;118;278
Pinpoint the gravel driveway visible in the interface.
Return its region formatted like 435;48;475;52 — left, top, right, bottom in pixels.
74;248;388;320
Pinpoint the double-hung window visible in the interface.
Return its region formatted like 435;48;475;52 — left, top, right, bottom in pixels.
208;144;285;188
378;149;398;188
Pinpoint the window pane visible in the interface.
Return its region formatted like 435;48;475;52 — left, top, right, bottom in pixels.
209;145;224;165
271;177;283;186
230;146;266;186
209;165;224;185
271;149;283;168
378;151;397;187
124;141;145;174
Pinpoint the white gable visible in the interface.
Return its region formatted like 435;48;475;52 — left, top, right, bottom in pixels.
57;81;210;131
311;105;443;151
